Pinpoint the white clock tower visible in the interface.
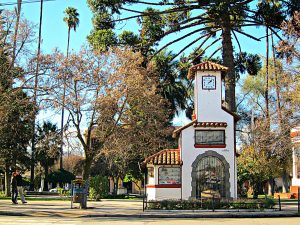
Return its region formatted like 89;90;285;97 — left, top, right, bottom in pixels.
144;61;238;200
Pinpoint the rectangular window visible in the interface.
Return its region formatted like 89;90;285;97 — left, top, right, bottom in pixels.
158;167;181;185
195;130;225;145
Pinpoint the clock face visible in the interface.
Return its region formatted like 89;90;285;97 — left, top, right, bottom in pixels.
202;75;216;90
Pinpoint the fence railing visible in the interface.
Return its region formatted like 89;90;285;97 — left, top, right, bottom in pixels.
142;191;300;213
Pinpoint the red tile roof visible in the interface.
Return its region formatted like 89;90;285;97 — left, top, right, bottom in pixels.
187;61;228;79
172;120;197;138
144;149;182;165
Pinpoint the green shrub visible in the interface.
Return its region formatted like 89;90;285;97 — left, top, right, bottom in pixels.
102;194;128;199
57;187;70;198
89;187;98;200
48;169;75;184
89;175;109;201
262;198;275;209
147;198;276;210
0;191;6;198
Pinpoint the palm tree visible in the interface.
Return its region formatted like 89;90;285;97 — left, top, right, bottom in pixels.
59;7;79;170
63;7;79;57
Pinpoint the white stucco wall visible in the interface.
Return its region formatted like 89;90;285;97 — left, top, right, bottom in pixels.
146;165;182;200
181;70;237;199
292;146;300;186
292;126;300;187
195;71;222;119
147;188;181;201
146;69;237;201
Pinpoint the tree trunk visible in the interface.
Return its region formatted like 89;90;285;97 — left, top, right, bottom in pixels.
59;27;71;168
4;164;11;197
282;171;289;193
82;156;92;181
113;177;118;196
271;31;282;127
267;177;274;196
43;165;49;191
265;26;270;129
67;27;71;58
222;15;236;112
252;182;259;199
59;84;65;169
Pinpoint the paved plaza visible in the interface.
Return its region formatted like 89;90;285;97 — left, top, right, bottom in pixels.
0;199;300;219
0;216;300;225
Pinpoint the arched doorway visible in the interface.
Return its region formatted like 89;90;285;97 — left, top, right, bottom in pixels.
191;151;230;198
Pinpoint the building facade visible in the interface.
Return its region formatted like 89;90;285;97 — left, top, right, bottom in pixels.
291;125;300;196
144;61;238;200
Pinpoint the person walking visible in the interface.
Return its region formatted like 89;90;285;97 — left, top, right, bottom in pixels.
15;170;27;204
11;172;18;204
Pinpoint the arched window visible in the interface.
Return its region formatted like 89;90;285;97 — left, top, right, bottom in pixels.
195;156;225;198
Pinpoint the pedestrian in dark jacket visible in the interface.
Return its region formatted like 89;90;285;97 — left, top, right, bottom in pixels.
11;172;18;204
15;170;27;204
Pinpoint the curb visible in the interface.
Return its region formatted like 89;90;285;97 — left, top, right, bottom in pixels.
1;211;300;219
80;212;300;218
0;211;29;217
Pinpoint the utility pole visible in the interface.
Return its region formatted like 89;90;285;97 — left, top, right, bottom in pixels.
30;0;43;191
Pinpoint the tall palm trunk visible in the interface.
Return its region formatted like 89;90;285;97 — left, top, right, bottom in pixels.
222;15;235;112
59;27;71;169
30;0;43;191
67;27;70;58
59;87;66;169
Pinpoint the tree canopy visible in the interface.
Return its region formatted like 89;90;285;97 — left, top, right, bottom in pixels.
38;47;172;180
86;0;299;112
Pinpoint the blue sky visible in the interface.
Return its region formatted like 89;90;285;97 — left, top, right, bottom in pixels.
3;0;92;54
2;0;270;125
2;0;268;56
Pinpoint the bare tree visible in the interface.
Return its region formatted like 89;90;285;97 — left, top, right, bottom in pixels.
39;47;171;186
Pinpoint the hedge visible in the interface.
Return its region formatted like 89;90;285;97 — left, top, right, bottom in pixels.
147;198;275;210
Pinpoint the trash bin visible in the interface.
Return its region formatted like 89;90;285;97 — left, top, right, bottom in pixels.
71;178;89;209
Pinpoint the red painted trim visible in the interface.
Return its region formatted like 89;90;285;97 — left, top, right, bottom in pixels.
194;122;227;127
158;167;181;186
194;130;226;148
146;184;181;188
194;144;226;148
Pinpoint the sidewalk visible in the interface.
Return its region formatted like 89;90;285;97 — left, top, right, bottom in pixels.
0;199;299;218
